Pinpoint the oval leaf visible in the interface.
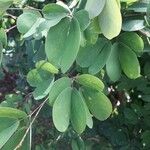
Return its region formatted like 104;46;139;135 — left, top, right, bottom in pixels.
0;42;3;65
42;3;69;20
119;32;144;53
88;40;112;74
0;118;19;149
106;43;121;81
27;69;54;100
122;19;145;31
82;88;112;121
36;60;59;74
118;43;141;79
2;127;29;150
71;89;86;134
48;77;72;106
75;74;104;92
74;10;90;31
0;28;7;47
98;0;122;39
76;38;108;68
45;17;81;73
52;87;72;132
85;0;106;19
79;90;93;129
0;107;27;119
17;12;39;34
0;0;13;17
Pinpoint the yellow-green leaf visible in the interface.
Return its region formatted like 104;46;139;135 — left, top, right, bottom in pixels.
36;60;59;74
75;74;104;92
0;107;27;119
0;0;13;17
0;28;7;47
98;0;122;39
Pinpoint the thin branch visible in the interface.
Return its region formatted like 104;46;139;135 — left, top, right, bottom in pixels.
139;29;150;38
7;7;42;12
14;97;49;150
5;25;17;33
25;6;42;12
5;13;17;19
7;7;24;11
29;115;32;150
69;0;79;9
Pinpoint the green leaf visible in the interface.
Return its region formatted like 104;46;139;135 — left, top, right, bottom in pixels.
77;37;112;74
142;95;150;102
27;69;54;100
23;18;45;38
106;43;121;81
36;60;59;74
79;90;93;129
0;118;19;149
0;28;7;47
98;0;122;39
33;78;54;100
45;17;81;73
17;12;40;34
71;137;85;150
0;42;3;65
75;74;104;92
0;0;13;17
118;32;144;53
88;40;112;74
121;0;138;4
122;19;145;31
84;101;93;129
84;17;101;44
27;69;43;87
82;88;112;121
2;127;29;150
71;139;80;150
74;10;90;31
116;0;121;8
124;108;138;124
144;61;150;76
48;77;72;106
76;38;108;68
85;0;106;19
128;2;147;13
32;18;63;38
71;89;86;134
53;87;72;132
141;130;150;149
118;43;141;79
42;3;69;20
0;107;27;119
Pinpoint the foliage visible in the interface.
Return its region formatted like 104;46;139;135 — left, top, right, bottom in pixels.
0;0;150;149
